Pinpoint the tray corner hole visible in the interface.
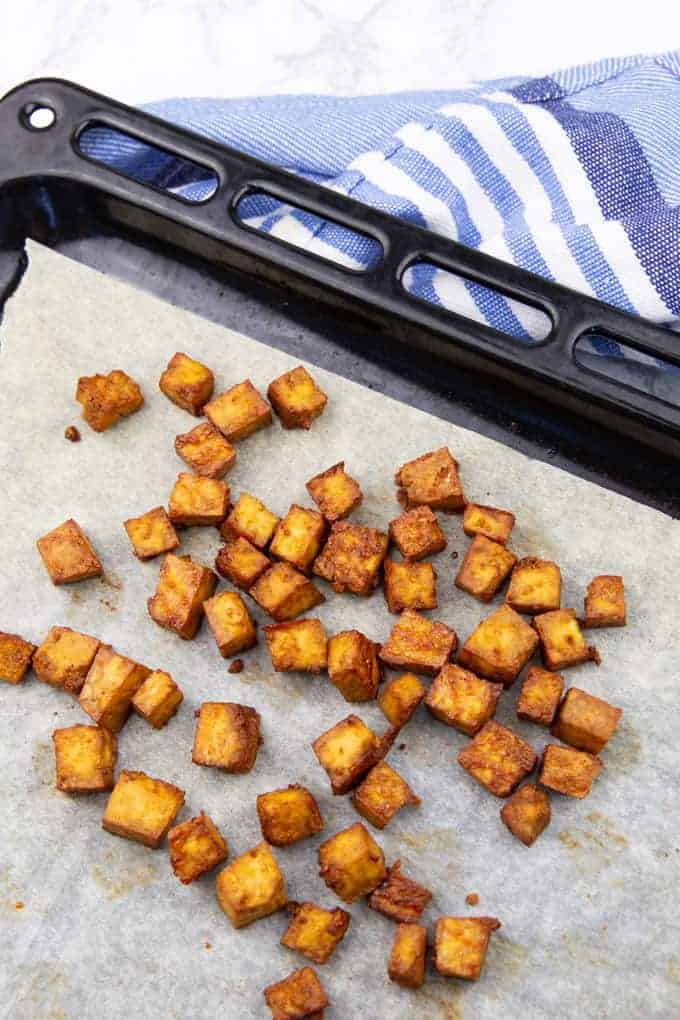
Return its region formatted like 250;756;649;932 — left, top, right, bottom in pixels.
21;104;56;131
574;331;680;406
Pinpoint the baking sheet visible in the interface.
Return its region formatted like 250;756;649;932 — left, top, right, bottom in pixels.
1;240;678;1020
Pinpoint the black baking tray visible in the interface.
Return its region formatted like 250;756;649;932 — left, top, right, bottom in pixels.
0;78;677;516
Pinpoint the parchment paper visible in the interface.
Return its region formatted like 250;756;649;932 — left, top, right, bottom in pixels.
1;241;679;1020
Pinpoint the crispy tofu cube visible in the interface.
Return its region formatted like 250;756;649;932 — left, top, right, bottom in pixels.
78;645;150;731
318;822;386;902
379;609;457;676
312;714;383;795
281;901;350;964
167;812;228;884
168;472;230;527
204;379;272;441
159;351;214;415
551;687;622;754
250;563;325;622
389;506;446;561
384;558;437;614
534;608;599;671
216;841;286;928
33;626;99;694
368;860;432;923
215;536;270;590
102;770;184;848
123;506;179;561
455;535;517;603
192;701;261;772
313;521;388;596
388;923;427;989
204;591;257;658
458;720;536;797
0;631;35;685
516;666;564;726
264;967;328;1019
268;365;328;430
271;505;327;575
500;783;550;846
37;518;103;585
378;673;425;729
257;785;324;847
327;630;382;703
506;557;562;614
53;724;116;793
539;743;602;798
352;761;420;830
434;916;501;981
147;553;217;639
395;447;464;512
306;462;362;522
583;575;626;628
264;619;327;674
458;604;538;687
76;369;143;432
131;670;183;728
174;422;237;478
463;503;515;545
425;664;503;736
222;492;280;549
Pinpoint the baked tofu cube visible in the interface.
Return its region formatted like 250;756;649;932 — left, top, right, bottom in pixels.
216;841;286;928
551;687;622;754
174;422;236;478
204;591;257;658
388;923;427;989
281;901;350;964
389;506;446;561
33;626;100;694
318;822;386;902
327;630;382;703
204;379;272;441
534;608;599;671
167;812;228;884
76;369;143;432
312;714;383;795
78;645;150;731
131;670;183;728
539;743;602;799
37;518;103;585
271;505;327;575
379;609;457;676
506;557;562;614
395;447;465;512
192;701;261;772
168;472;230;527
53;724;116;793
102;770;184;848
257;785;324;847
159;351;214;415
263;967;328;1019
123;506;179;560
384;559;437;614
425;664;503;736
455;535;517;603
458;604;538;687
500;783;550;846
147;553;217;639
313;521;388;596
306;462;362;522
352;761;420;830
516;666;564;726
264;619;327;673
378;673;425;729
215;536;270;590
250;563;325;622
268;365;328;430
434;916;501;981
463;503;515;545
458;720;536;797
368;860;432;923
0;631;35;685
223;492;280;549
583;575;626;628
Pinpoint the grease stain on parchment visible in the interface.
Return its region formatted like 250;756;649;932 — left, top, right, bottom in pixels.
238;665;304;700
557;812;628;875
606;719;642;770
10;964;69;1018
32;739;55;790
0;866;23;914
98;570;123;612
90;848;159;901
560;930;612;969
412;985;464;1019
667;957;680;983
395;826;457;855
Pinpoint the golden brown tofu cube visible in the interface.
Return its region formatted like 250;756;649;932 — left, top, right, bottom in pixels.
425;664;503;737
388;506;446;561
215;536;270;590
506;557;562;614
0;631;35;685
318;822;386;902
102;769;184;848
264;967;328;1019
384;558;437;614
159;351;214;415
192;701;261;773
368;860;432;923
33;626;100;695
174;422;237;478
264;619;328;674
78;645;150;731
455;535;516;603
313;521;388;595
123;506;179;561
434;916;501;981
168;472;230;527
37;518;103;585
395;447;465;512
327;630;382;703
306;462;362;522
147;553;217;639
268;365;328;430
379;609;457;676
204;591;257;658
53;724;116;793
167;812;228;884
270;505;327;575
458;604;538;687
539;743;602;798
204;379;272;441
281;901;350;965
378;673;425;729
312;714;382;795
216;841;286;928
583;575;626;628
76;369;143;432
257;785;324;847
352;761;420;830
131;670;183;728
250;563;325;622
500;783;550;846
534;608;599;671
223;492;280;548
458;720;536;798
516;666;563;726
388;923;427;989
551;687;622;754
463;503;515;545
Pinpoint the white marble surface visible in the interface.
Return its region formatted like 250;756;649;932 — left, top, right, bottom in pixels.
1;0;678;104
